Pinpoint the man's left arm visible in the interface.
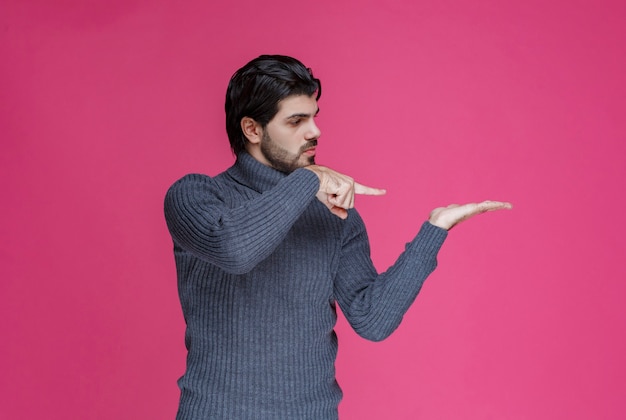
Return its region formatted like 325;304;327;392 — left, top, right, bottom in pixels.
333;201;512;342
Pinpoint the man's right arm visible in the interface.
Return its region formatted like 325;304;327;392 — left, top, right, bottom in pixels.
163;170;320;274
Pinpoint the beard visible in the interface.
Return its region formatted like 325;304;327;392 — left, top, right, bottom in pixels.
260;130;317;173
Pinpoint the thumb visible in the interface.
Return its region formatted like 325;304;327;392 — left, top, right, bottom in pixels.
328;206;348;219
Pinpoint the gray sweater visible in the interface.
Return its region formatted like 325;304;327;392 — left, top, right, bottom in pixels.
164;152;448;419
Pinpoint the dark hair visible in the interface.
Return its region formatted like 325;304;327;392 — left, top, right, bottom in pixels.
225;55;321;155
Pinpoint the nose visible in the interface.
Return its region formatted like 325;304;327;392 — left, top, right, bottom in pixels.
306;119;321;140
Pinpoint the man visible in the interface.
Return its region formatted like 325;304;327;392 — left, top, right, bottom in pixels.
164;55;511;419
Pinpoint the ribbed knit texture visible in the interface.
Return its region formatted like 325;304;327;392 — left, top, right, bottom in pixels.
164;153;448;419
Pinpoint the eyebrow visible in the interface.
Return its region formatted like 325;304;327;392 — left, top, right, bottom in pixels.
285;108;320;120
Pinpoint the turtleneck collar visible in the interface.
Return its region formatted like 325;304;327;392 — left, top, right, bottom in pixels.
226;152;290;193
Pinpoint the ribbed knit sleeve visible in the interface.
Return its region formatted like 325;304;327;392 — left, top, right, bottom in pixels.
164;167;320;274
334;213;448;341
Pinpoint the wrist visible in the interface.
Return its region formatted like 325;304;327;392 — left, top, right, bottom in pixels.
428;211;453;231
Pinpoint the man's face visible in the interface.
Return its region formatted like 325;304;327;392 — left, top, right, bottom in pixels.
257;94;321;173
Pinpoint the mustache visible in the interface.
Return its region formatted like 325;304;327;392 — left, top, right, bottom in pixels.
300;139;318;153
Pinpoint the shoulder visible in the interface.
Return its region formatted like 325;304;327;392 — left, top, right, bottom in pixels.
164;172;229;208
340;208;369;241
167;173;214;195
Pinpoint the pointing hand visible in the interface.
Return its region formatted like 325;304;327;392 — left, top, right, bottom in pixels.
304;165;386;219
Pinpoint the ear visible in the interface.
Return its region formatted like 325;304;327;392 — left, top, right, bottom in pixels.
241;117;263;145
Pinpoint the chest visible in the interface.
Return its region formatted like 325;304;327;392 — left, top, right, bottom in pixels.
242;202;343;305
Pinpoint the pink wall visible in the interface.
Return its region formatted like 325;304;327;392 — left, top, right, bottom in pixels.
2;0;625;418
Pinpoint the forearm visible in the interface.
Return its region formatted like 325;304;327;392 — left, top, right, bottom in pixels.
336;221;448;341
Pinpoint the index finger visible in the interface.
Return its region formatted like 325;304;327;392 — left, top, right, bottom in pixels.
354;182;387;196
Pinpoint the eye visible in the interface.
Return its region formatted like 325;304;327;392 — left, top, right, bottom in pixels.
289;118;302;126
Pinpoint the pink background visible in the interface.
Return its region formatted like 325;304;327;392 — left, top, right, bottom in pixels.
2;0;625;418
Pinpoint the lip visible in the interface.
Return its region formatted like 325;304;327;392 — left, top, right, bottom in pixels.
303;147;316;156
